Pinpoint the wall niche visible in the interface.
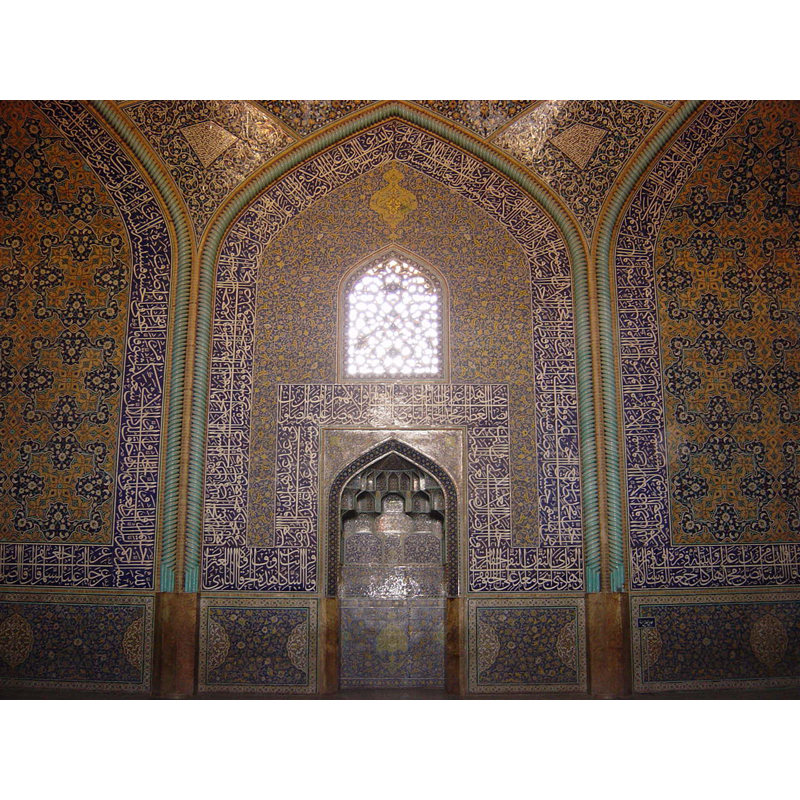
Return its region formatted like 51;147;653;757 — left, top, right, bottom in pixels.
324;431;462;689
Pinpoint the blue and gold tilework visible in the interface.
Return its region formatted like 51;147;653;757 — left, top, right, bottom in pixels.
0;101;171;590
340;598;445;688
468;597;586;693
0;592;153;692
203;120;582;593
617;100;800;590
198;597;317;694
631;593;800;692
124;101;294;232
494;100;664;238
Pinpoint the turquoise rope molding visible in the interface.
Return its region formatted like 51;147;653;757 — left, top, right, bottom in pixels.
90;101;194;593
594;101;703;592
185;102;603;593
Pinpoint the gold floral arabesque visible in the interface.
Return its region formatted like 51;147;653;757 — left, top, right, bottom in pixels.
369;167;418;236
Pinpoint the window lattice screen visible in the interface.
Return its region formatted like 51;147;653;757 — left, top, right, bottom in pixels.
344;254;443;378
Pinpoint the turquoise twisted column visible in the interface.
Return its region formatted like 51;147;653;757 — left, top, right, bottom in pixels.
184;102;602;593
594;101;703;592
91;101;194;593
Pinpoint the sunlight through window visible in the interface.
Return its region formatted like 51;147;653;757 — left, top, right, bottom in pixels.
345;254;443;378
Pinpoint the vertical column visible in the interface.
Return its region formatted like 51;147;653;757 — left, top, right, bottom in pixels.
445;597;464;695
586;593;631;698
155;593;200;698
319;597;340;694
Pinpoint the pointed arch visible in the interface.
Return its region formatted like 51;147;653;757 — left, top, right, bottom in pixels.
592;102;760;591
20;101;190;592
326;438;459;597
606;101;767;592
190;106;597;593
592;100;703;591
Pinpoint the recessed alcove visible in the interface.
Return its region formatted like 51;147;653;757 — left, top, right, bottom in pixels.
325;436;460;689
340;451;447;595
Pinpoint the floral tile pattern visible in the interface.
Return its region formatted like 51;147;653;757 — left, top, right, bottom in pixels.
124;101;294;232
340;598;445;688
198;597;317;694
631;592;800;692
255;100;374;137
0;592;153;691
0;101;170;589
411;100;533;138
0;103;129;547
616;100;800;589
468;597;586;693
493;100;664;238
658;104;800;547
202;120;582;593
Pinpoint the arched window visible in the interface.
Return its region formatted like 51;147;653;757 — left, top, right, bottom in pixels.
340;250;446;380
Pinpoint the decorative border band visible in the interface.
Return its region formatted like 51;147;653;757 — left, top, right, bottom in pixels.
594;101;703;591
89;101;194;592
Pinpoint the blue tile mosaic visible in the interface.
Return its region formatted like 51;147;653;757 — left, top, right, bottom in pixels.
0;592;153;692
631;592;800;692
0;101;171;590
340;599;445;688
467;597;586;693
202;121;582;593
198;597;317;693
615;100;800;589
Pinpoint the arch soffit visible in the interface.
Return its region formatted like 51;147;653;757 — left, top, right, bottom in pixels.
201;112;587;392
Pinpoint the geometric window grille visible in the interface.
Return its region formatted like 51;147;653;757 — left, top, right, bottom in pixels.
342;250;444;379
